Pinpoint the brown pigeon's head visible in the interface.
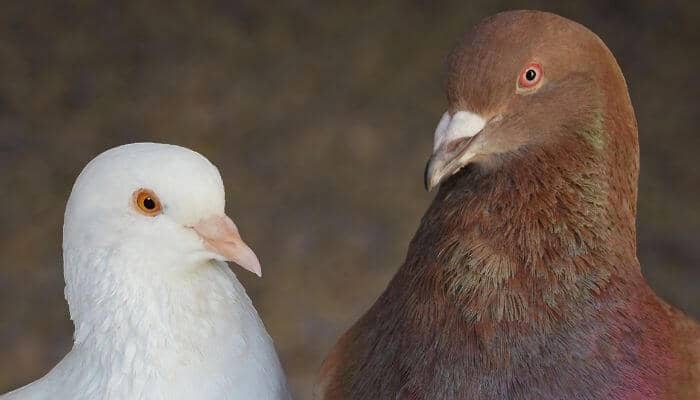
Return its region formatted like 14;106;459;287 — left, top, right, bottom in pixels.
425;10;638;192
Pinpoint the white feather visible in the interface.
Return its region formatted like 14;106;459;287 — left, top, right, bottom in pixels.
1;143;291;400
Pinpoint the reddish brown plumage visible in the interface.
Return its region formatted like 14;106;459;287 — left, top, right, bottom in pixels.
317;10;699;400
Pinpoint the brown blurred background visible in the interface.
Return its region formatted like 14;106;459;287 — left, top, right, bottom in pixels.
0;1;697;398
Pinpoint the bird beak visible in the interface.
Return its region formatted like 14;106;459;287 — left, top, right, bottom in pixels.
191;215;262;277
424;110;487;191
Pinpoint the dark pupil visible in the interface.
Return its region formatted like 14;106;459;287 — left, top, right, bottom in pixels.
143;197;156;210
525;69;537;81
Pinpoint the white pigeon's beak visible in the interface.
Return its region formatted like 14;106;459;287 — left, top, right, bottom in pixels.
425;110;487;191
191;215;262;277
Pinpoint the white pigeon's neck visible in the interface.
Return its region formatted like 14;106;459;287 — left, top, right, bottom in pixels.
61;246;256;389
5;248;291;400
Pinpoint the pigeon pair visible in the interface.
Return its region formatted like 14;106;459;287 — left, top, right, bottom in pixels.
3;10;698;400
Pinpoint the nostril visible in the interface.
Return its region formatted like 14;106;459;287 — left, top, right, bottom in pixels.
433;111;453;151
445;111;486;141
445;136;475;152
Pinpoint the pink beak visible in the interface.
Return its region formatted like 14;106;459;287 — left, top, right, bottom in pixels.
191;215;262;277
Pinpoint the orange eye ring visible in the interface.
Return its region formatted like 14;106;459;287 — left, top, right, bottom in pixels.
133;188;162;217
517;62;543;91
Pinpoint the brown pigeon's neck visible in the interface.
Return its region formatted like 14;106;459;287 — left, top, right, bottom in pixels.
357;159;673;398
407;150;644;326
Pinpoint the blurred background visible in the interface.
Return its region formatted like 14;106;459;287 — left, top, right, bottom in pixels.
0;1;697;398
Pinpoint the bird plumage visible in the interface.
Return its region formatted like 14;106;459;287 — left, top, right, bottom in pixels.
317;10;699;400
2;143;291;400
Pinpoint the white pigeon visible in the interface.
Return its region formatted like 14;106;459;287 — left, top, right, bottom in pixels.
1;143;292;400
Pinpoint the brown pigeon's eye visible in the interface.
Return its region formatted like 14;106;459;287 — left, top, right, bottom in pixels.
133;189;162;217
517;63;543;91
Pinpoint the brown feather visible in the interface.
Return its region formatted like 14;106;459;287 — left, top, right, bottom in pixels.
318;10;699;400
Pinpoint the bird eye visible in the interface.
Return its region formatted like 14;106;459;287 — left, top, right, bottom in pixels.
133;189;162;217
517;62;543;92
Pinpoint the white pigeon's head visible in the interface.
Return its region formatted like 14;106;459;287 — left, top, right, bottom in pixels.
63;143;261;279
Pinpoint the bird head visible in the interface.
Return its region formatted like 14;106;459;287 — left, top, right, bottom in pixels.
63;143;261;279
425;10;637;191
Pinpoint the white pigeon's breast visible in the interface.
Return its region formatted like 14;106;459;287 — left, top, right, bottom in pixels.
2;265;291;400
2;313;290;400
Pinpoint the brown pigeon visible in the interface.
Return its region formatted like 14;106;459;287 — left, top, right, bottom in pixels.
317;10;699;400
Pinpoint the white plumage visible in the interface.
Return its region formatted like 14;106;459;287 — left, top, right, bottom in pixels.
2;143;291;400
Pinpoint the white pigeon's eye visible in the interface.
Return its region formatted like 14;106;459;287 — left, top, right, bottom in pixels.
517;62;543;93
133;189;162;217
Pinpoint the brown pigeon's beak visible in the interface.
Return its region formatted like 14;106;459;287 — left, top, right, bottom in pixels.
192;215;262;277
425;110;487;191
